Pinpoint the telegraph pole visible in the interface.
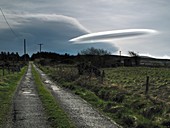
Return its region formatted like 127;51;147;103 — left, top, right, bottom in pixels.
38;43;43;53
24;39;26;62
119;50;122;65
119;51;121;57
24;39;26;54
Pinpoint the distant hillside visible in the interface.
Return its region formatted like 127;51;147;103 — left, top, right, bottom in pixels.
31;52;170;68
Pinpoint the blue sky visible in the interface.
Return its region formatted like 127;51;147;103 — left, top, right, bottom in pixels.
0;0;170;58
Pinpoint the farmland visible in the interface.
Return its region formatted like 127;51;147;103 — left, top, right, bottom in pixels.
38;64;170;128
0;64;27;127
0;52;28;127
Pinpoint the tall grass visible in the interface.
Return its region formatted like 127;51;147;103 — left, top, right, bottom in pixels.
39;65;170;128
32;65;75;128
0;66;27;128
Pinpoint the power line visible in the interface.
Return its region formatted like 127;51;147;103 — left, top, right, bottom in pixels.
0;8;18;38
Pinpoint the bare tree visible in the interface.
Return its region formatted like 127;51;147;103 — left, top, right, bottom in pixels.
79;47;111;55
128;51;140;66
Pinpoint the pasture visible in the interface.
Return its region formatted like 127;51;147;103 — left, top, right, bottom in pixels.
0;65;27;127
39;64;170;128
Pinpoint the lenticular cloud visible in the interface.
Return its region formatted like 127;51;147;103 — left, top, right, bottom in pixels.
69;29;157;43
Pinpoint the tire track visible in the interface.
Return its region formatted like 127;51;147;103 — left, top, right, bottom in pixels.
34;64;121;128
9;63;50;128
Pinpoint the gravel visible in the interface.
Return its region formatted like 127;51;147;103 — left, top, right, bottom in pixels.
34;64;121;128
6;63;50;128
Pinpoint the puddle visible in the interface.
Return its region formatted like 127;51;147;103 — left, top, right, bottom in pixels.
51;85;60;91
22;91;36;96
23;91;31;94
44;80;52;84
41;73;46;76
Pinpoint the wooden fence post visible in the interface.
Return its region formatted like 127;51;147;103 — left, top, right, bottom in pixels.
2;65;5;76
145;76;149;95
101;70;105;84
8;65;10;74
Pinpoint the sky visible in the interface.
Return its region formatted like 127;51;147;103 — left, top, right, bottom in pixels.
0;0;170;58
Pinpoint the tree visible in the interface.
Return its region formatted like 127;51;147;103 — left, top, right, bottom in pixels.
128;51;140;66
79;47;111;55
128;51;138;57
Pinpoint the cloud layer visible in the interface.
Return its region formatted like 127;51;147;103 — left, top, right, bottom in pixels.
0;14;118;55
70;29;157;43
1;0;170;58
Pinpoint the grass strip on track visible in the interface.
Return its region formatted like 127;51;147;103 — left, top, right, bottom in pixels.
0;66;27;128
39;65;169;128
32;65;75;128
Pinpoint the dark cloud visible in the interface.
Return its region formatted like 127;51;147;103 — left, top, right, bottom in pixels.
0;14;118;55
1;0;170;58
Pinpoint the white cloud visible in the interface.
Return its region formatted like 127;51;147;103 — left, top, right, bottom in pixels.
0;13;118;55
70;29;158;43
1;13;90;33
139;53;170;59
0;0;170;58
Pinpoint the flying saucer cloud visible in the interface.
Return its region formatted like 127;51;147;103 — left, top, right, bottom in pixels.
69;29;158;43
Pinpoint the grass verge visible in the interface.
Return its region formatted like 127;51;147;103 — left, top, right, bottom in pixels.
38;65;170;128
31;65;75;128
0;66;27;128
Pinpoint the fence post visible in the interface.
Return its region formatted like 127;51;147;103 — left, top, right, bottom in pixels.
145;76;149;95
12;66;14;74
101;70;105;84
8;65;10;74
2;65;5;76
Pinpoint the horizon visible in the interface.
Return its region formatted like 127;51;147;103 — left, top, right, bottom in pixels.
1;50;169;61
0;0;170;59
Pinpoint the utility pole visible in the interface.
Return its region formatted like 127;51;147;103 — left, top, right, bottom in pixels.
38;43;43;53
24;39;26;55
119;50;122;66
24;39;26;62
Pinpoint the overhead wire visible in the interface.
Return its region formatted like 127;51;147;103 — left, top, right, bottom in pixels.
0;8;19;38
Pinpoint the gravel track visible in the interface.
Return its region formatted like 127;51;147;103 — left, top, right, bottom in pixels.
7;63;50;128
34;64;120;128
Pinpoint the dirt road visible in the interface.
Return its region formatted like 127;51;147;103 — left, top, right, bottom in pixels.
34;64;120;128
5;63;120;128
6;63;50;128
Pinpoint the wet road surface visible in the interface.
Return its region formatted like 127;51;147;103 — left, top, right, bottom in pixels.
34;64;120;128
10;63;50;128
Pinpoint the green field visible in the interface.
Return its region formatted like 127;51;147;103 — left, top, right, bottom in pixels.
32;65;75;128
38;65;170;128
0;66;27;128
104;67;170;127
